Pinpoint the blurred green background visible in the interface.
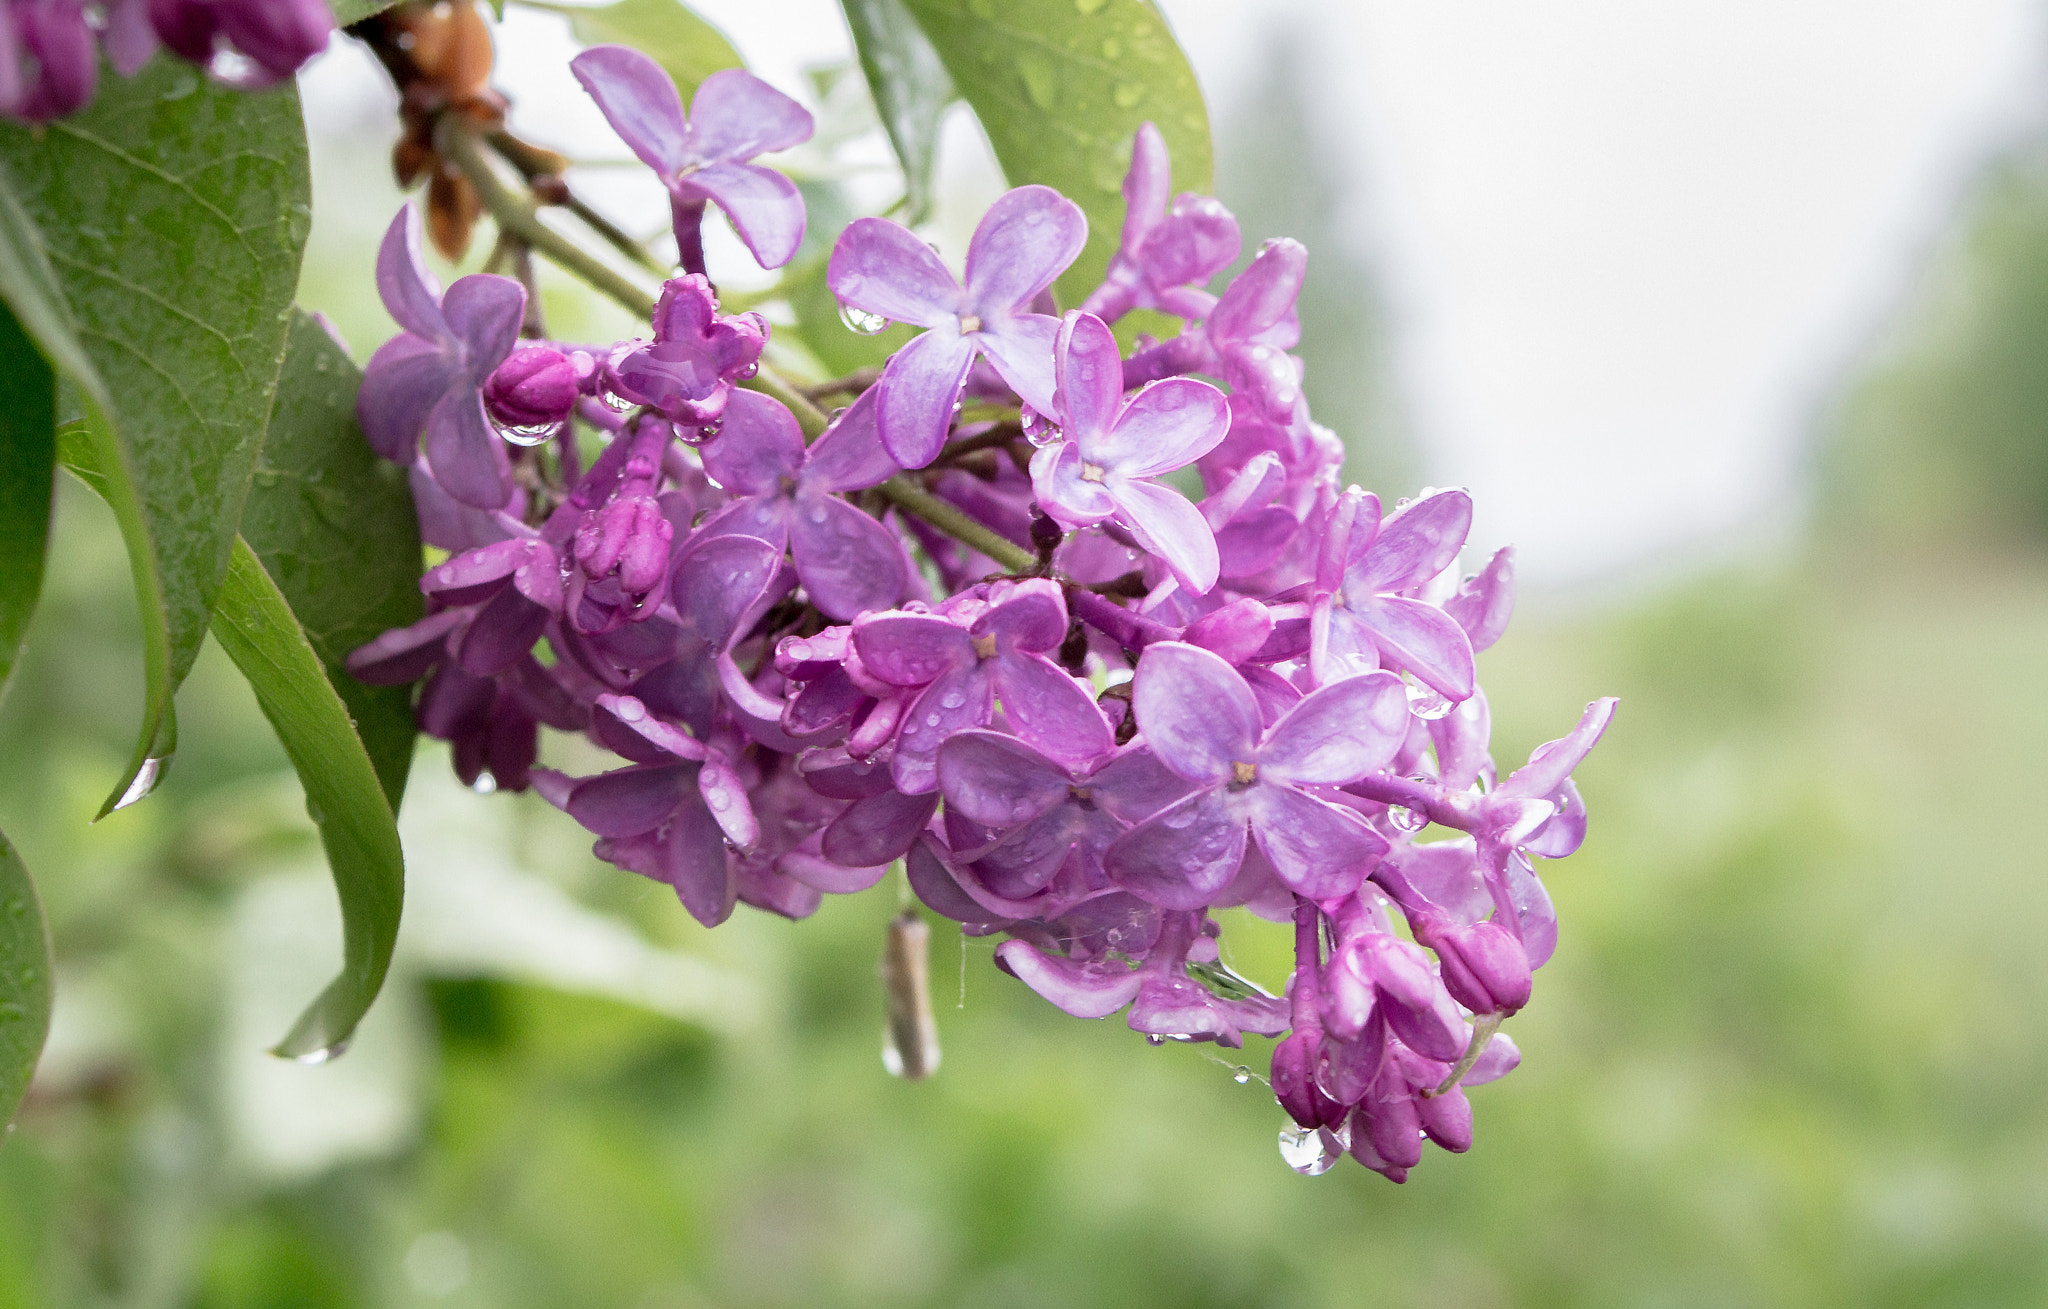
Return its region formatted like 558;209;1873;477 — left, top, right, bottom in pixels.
7;13;2048;1309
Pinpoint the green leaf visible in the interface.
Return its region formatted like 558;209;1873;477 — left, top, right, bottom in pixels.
900;0;1212;305
519;0;743;101
331;0;404;23
0;158;112;417
0;59;312;816
211;538;406;1061
0;828;51;1132
0;303;53;699
841;0;956;224
239;312;423;811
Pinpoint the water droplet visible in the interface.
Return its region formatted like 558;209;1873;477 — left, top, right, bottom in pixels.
0;1002;24;1023
1145;1033;1165;1046
838;302;890;336
1390;805;1427;834
471;773;498;795
286;1039;350;1066
1101;37;1122;57
112;754;168;811
4;898;22;919
1113;82;1144;109
615;698;646;721
603;389;636;413
1278;1125;1340;1176
924;712;941;727
698;422;722;441
1233;1066;1252;1084
707;791;731;811
737;361;759;379
305;797;326;826
939;690;965;709
1406;681;1453;720
1018;52;1057;110
500;422;555;448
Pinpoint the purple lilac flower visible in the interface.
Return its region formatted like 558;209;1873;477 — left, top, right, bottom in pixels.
1126;237;1307;424
1309;485;1478;702
698;386;910;620
485;344;592;431
1079;121;1241;324
359;205;527;508
1104;642;1408;909
828;185;1087;467
571;45;813;272
0;0;96;121
147;0;333;86
1028;310;1228;593
607;274;768;430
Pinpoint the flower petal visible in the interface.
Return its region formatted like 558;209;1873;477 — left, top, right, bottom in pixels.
852;611;973;686
1097;378;1229;478
936;729;1070;827
1444;545;1515;653
358;335;456;461
1246;783;1384;899
375;205;446;340
974;311;1060;415
799;385;898;493
827;216;961;326
1258;669;1409;785
424;385;512;509
441;273;526;382
670;533;784;649
568;763;692;838
1104;787;1247;910
1208;237;1305;342
990;653;1113;768
821;788;939;866
1499;697;1618;800
1131;642;1258;784
1029;441;1116;527
1112;477;1219;594
891;663;993;794
996;939;1141;1019
680;160;806;270
874;326;977;468
1349;487;1471;595
790;492;911;620
964;185;1088;311
681;66;814;161
698;757;759;848
700;388;804;494
1355;595;1476;702
1054;311;1125;446
570;45;690;176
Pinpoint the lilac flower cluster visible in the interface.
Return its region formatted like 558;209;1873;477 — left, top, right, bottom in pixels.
0;0;333;121
350;50;1615;1182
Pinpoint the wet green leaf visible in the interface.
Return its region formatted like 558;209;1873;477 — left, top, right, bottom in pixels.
0;828;50;1133
210;538;406;1061
520;0;743;101
841;0;955;224
239;312;423;810
901;0;1211;305
0;304;53;700
0;59;311;816
331;0;403;23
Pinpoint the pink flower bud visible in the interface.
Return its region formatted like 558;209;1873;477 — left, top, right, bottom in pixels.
486;345;587;430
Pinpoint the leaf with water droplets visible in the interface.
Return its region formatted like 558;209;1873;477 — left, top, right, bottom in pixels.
0;829;50;1131
842;0;956;225
209;538;406;1061
900;0;1212;303
1;60;311;817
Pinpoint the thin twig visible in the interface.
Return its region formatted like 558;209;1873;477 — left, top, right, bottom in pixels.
876;475;1037;573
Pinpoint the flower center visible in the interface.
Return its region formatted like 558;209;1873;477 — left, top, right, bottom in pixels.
971;632;998;659
958;313;983;335
1080;461;1107;483
1231;760;1259;787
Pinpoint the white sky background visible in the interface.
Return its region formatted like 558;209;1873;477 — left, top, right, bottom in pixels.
304;0;2048;588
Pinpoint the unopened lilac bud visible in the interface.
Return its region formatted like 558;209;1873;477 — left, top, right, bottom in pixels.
1420;918;1532;1015
150;0;334;84
1417;1082;1473;1153
574;495;672;598
487;345;587;429
4;0;97;122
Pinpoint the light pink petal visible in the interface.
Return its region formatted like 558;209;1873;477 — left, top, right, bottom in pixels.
570;45;689;176
1112;477;1219;595
1501;697;1618;800
936;729;1070;827
1428;687;1493;792
779;848;890;895
799;385;897;493
790;492;911;620
1029;441;1117;527
1088;745;1195;824
1463;1032;1522;1086
701;388;805;493
1207;237;1305;342
1131;642;1258;784
1215;505;1297;578
375;205;445;340
1096;378;1228;478
827;216;961;326
682;67;814;161
874;326;977;468
679;160;806;269
990;654;1113;768
1524;778;1587;859
996;940;1141;1019
1258;670;1409;785
1184;597;1271;665
1103;787;1247;910
697;757;759;848
963;185;1088;312
974;578;1066;652
1356;595;1476;702
1308;599;1381;686
1350;487;1472;595
1445;545;1515;652
1246;784;1384;900
852;611;973;685
1115;122;1171;254
974;311;1060;415
1054;311;1125;445
671;533;785;648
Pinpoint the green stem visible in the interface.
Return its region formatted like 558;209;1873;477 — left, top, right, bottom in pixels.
741;368;831;439
440;121;660;320
876;475;1037;573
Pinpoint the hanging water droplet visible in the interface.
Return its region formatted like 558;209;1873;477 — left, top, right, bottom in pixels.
471;773;498;795
112;754;168;812
698;422;722;441
1233;1066;1252;1084
1389;805;1427;834
1405;680;1453;720
614;698;646;721
1278;1125;1340;1175
838;302;890;336
286;1039;351;1066
500;422;556;448
603;389;635;413
1145;1033;1165;1046
737;361;759;379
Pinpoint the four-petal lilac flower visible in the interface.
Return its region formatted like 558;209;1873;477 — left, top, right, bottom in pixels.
828;185;1087;467
1030;310;1228;593
358;205;527;508
571;45;814;272
1079;121;1241;324
1310;485;1479;701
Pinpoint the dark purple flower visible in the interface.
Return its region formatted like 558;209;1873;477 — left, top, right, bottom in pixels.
609;274;768;429
698;386;910;621
1104;642;1407;909
828;185;1087;467
359;205;527;508
1028;310;1228;593
851;579;1108;794
0;0;97;121
571;45;813;271
147;0;332;85
1079;121;1241;324
485;344;591;431
1310;485;1478;702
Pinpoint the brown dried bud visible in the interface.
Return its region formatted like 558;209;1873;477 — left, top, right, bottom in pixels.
427;165;482;261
